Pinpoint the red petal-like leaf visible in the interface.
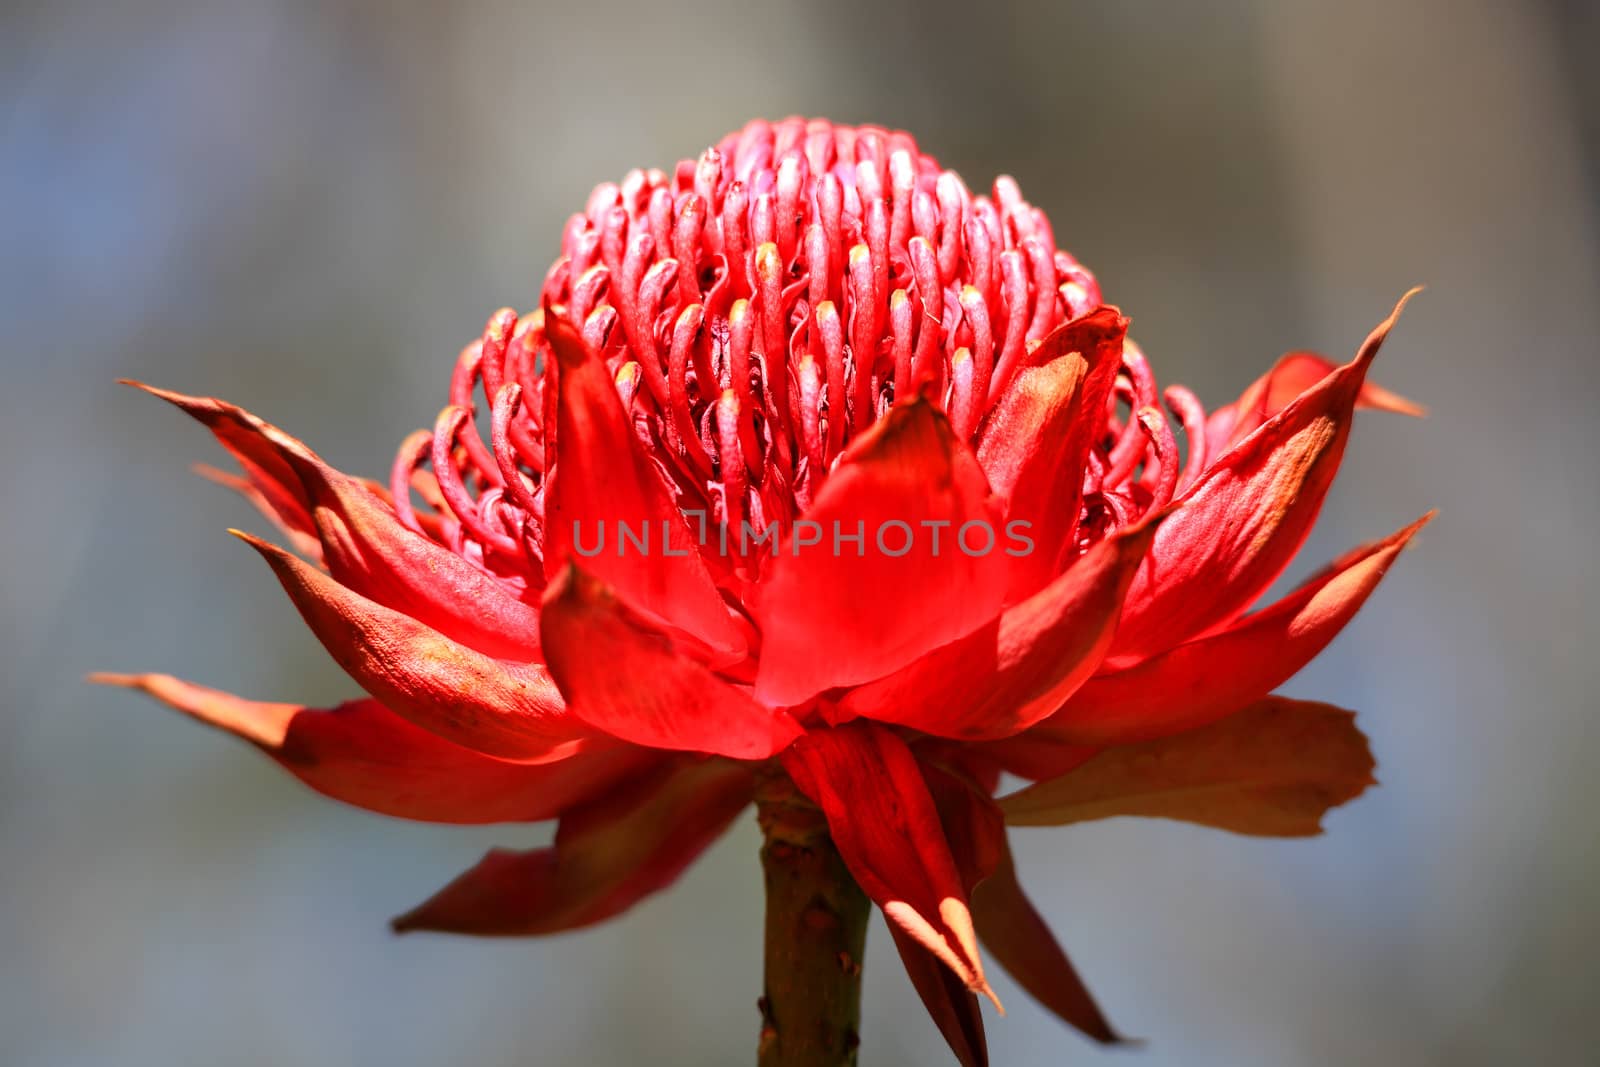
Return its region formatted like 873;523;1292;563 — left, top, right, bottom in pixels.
391;758;753;935
977;307;1128;601
1107;290;1420;666
543;314;745;656
836;514;1161;740
780;723;998;1004
888;924;989;1067
1042;513;1432;745
134;383;545;661
888;760;1007;1067
235;531;584;760
920;763;1006;896
92;672;651;824
122;378;319;549
1000;697;1376;836
1207;350;1425;456
192;462;326;563
755;399;1009;705
540;565;802;760
971;837;1127;1045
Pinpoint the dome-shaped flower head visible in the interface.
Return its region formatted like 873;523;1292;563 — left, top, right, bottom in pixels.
101;117;1431;1065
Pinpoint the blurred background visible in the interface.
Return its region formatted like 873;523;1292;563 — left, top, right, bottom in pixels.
4;1;1596;1064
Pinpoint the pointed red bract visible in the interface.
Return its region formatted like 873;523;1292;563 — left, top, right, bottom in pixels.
543;314;745;657
92;673;650;823
890;760;1009;1067
1041;513;1433;744
121;379;320;548
976;307;1127;601
1001;697;1376;837
780;723;997;1004
540;566;802;759
192;462;326;563
836;513;1162;739
971;837;1126;1045
919;759;1005;899
755;400;1009;705
135;383;546;661
236;531;584;761
1207;350;1425;455
1107;290;1419;667
392;758;754;935
888;924;990;1067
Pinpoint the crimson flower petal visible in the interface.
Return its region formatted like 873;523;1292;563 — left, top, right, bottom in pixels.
888;760;1007;1067
976;307;1128;601
1000;697;1376;837
134;383;545;661
235;530;584;760
971;838;1126;1045
755;399;1009;705
91;672;650;824
1042;513;1433;745
780;723;998;1004
918;759;1005;901
192;462;326;563
121;379;319;549
836;513;1162;739
543;313;745;656
1107;289;1420;666
391;757;754;935
887;925;989;1067
1207;350;1425;456
540;565;802;760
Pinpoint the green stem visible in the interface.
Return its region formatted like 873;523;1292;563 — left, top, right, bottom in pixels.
755;768;871;1067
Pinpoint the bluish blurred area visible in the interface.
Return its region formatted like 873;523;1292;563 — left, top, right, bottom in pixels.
3;2;1597;1064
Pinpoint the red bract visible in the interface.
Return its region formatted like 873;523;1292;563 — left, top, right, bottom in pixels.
100;117;1429;1063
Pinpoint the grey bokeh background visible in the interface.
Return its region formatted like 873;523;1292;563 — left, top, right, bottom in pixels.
4;1;1597;1064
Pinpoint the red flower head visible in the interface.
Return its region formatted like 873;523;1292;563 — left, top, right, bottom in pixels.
100;117;1430;1063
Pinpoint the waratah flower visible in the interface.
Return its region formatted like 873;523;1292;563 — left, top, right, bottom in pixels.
99;117;1430;1066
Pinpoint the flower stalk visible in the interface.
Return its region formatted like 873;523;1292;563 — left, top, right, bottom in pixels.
756;768;871;1067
